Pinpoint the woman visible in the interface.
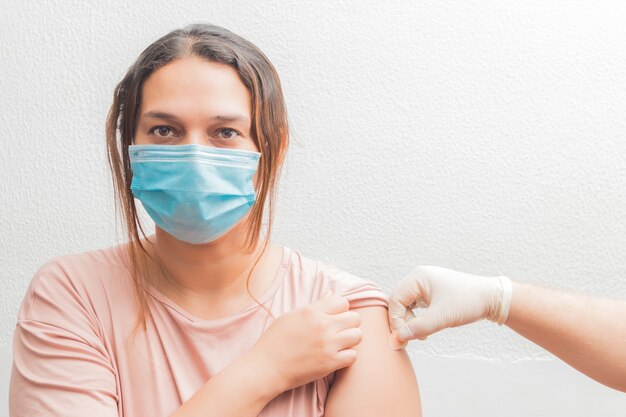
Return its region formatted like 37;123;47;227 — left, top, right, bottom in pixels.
9;24;420;416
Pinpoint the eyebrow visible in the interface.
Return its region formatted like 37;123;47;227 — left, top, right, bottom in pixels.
141;111;250;123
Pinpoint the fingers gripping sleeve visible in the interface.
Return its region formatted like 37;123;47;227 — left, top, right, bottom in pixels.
314;262;390;396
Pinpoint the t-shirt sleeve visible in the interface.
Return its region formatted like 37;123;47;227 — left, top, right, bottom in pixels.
312;261;389;394
9;258;119;417
317;263;388;310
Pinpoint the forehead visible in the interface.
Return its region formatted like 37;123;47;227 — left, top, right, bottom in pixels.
140;56;251;118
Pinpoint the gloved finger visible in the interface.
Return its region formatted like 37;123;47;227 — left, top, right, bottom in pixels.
405;305;416;321
388;331;409;350
388;296;412;332
397;309;445;342
388;273;429;330
388;299;418;350
389;277;419;322
312;294;350;315
389;274;423;308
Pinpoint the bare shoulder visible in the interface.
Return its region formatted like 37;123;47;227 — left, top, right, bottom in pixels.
324;306;422;417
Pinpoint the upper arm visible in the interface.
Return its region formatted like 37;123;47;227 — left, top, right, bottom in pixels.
324;306;422;417
10;320;119;417
9;260;119;417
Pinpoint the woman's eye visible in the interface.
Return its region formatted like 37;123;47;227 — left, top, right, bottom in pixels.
150;126;176;137
216;128;240;140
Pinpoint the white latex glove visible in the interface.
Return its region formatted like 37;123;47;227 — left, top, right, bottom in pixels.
388;266;512;349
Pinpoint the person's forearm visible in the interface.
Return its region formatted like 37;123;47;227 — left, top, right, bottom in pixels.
170;350;283;417
505;281;626;392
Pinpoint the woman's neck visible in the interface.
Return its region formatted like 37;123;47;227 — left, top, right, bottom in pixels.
144;223;277;319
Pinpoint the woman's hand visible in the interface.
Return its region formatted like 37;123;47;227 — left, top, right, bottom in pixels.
247;294;363;392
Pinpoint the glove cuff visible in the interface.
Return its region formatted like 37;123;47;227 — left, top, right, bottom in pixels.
494;275;513;325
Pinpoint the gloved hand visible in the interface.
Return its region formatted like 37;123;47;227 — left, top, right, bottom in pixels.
388;266;513;349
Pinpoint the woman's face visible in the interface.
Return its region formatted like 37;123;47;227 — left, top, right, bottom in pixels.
134;56;258;152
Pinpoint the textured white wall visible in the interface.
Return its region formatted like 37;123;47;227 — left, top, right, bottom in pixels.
1;0;625;415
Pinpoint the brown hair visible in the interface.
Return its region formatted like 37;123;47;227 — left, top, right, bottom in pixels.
105;23;289;336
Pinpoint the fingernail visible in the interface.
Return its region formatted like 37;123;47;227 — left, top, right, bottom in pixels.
388;332;408;350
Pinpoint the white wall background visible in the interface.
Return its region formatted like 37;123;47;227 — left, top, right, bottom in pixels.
1;0;625;415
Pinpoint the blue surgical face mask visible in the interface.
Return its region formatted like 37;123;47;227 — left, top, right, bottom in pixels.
129;144;261;244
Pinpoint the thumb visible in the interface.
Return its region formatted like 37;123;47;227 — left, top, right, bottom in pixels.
397;308;445;342
388;295;413;333
312;294;350;315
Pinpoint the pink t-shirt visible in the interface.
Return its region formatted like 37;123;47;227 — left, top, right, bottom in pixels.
9;245;387;417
